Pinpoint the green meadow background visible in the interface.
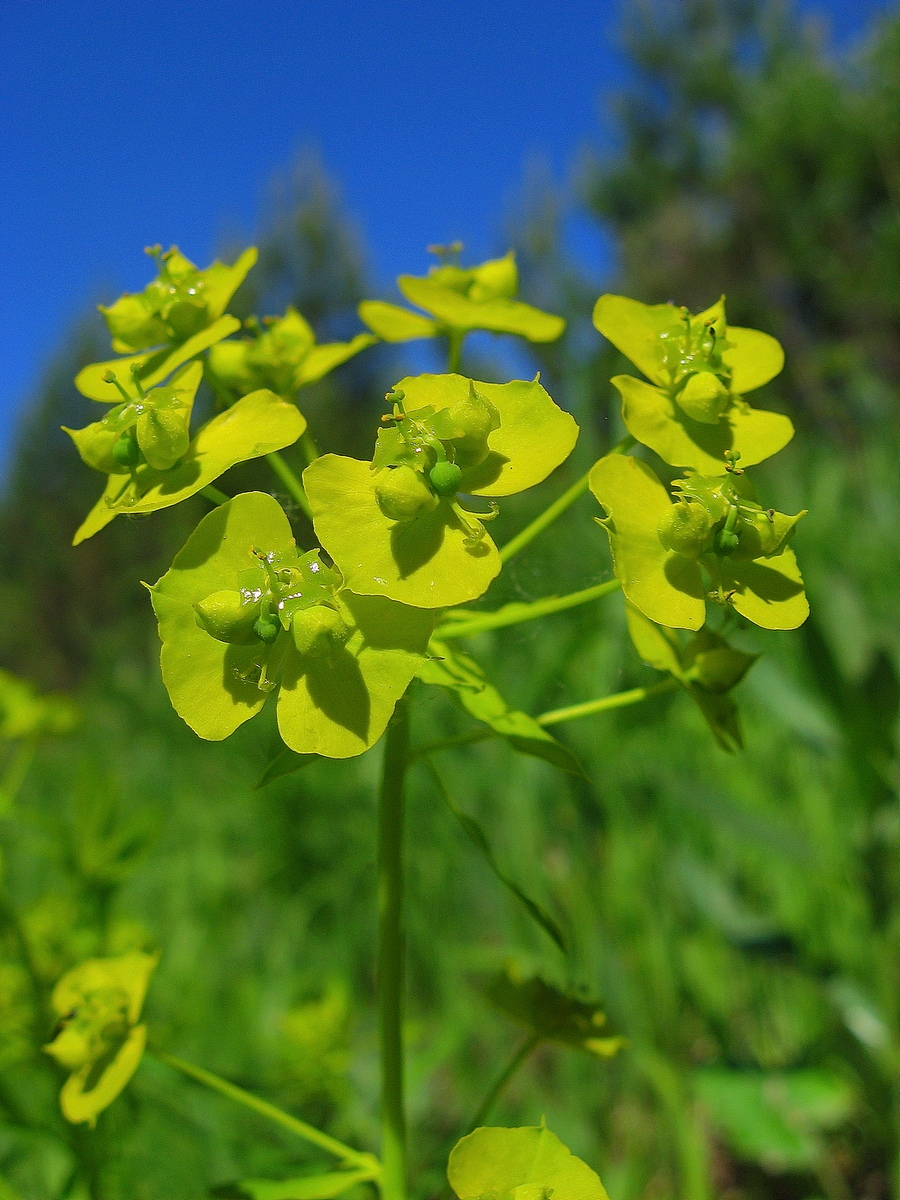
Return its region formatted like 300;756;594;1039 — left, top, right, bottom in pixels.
1;5;897;1198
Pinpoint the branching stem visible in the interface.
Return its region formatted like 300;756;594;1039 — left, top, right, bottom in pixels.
466;1033;541;1133
265;451;312;518
435;579;621;641
151;1050;380;1176
377;695;411;1200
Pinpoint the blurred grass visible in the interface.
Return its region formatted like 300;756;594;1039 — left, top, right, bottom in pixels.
1;410;896;1199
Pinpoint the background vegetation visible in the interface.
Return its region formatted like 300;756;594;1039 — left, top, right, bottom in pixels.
1;2;897;1197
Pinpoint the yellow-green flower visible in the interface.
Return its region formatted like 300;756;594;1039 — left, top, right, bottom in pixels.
44;952;158;1126
359;248;564;344
70;366;306;545
590;452;808;631
207;306;375;400
100;244;256;354
304;373;579;608
149;492;435;758
594;294;793;473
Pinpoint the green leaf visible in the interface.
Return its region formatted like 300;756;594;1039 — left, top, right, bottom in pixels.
484;964;624;1056
256;745;320;787
395;375;579;497
625;606;757;752
613;375;793;474
214;1168;375;1200
358;300;439;342
448;1125;610;1200
695;1069;856;1173
719;547;809;630
304;454;501;608
399;275;564;341
589;454;705;630
417;641;583;777
75;314;241;401
426;763;568;954
74;389;306;544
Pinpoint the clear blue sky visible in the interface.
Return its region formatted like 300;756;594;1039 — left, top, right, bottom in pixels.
0;0;892;473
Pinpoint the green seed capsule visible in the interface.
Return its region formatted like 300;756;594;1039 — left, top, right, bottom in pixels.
428;460;462;497
194;590;262;644
291;605;351;658
374;466;439;522
252;614;281;644
111;430;142;469
658;502;715;558
676;371;730;424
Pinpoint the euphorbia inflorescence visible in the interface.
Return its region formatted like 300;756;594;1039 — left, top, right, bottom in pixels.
304;372;579;608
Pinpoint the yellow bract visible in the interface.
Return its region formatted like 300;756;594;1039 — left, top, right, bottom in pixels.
44;952;158;1126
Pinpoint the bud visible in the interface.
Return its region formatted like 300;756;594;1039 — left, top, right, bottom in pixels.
676;371;730;424
374;465;439;522
194;590;262;644
428;460;462;497
291;604;351;658
658;501;714;558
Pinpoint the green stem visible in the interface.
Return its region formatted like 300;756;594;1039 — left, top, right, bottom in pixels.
410;677;679;762
447;330;464;374
466;1033;540;1133
435;579;621;641
266;451;313;519
537;678;680;726
151;1050;379;1175
0;736;38;815
200;484;230;506
298;428;320;467
377;696;411;1200
499;472;590;564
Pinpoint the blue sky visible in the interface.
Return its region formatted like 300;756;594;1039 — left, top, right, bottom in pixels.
0;0;892;472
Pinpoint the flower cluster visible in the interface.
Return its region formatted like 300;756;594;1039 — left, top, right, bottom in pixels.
206;306;375;402
44;952;157;1125
591;295;807;633
304;372;579;608
359;246;565;345
150;492;435;757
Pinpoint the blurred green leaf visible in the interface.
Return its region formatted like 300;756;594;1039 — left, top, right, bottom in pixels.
695;1069;856;1172
418;642;584;777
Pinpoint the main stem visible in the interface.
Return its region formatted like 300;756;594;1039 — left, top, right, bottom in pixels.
378;694;410;1200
